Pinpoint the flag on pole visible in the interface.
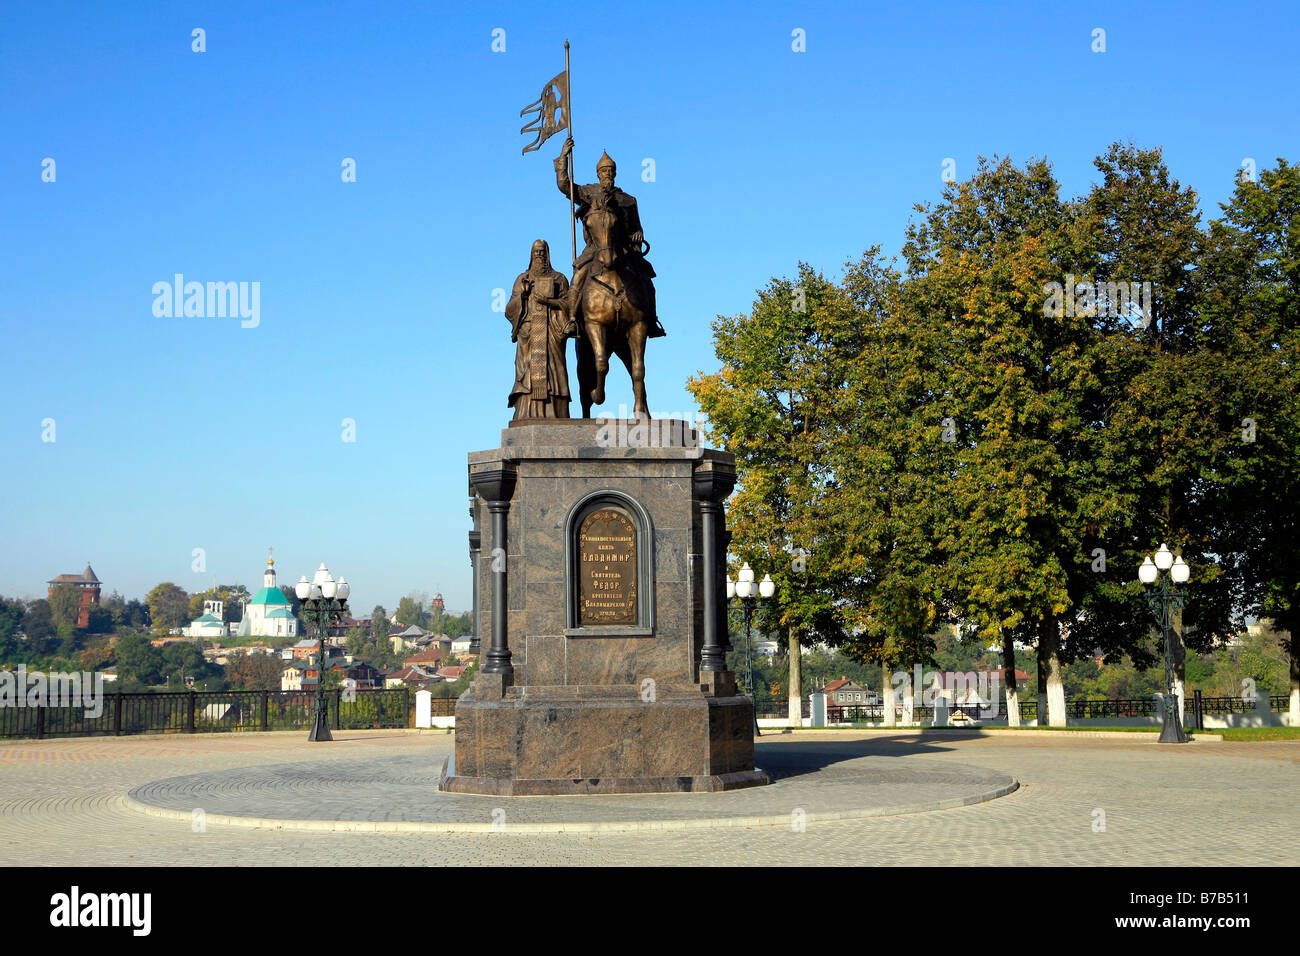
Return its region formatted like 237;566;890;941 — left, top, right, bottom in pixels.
520;70;569;154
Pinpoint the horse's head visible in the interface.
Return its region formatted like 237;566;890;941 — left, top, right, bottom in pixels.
586;204;620;267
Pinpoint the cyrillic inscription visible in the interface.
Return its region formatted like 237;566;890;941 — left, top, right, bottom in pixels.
578;508;637;625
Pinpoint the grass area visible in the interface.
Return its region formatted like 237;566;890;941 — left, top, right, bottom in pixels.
1208;727;1300;741
777;725;1161;732
208;636;296;649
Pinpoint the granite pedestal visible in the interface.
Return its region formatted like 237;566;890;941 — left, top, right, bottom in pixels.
443;419;768;795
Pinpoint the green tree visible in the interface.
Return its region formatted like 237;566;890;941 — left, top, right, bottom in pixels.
395;593;430;628
1199;158;1300;712
370;606;388;648
48;584;84;629
21;600;56;655
1076;144;1236;711
146;583;190;632
103;593;150;632
689;263;905;722
115;633;165;685
344;626;369;657
441;611;472;639
225;649;285;691
0;597;25;661
162;641;210;686
894;153;1123;724
85;603;113;633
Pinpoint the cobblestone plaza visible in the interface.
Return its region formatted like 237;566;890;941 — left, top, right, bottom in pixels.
1;730;1295;866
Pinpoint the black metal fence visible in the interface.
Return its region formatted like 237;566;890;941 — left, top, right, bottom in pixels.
0;689;459;740
754;699;811;719
814;694;1291;724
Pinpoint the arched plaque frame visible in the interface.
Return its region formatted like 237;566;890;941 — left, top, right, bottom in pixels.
563;489;655;636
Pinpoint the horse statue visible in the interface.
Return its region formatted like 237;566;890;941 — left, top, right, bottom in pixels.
572;201;653;418
554;140;662;420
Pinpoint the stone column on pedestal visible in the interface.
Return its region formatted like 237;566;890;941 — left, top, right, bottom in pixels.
694;459;737;696
469;466;517;681
468;529;481;657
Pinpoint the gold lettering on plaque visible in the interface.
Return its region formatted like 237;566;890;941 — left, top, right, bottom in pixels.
577;508;637;625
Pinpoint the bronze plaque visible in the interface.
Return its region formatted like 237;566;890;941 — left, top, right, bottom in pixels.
577;507;637;625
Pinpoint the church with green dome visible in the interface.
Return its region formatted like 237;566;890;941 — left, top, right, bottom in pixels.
235;550;299;638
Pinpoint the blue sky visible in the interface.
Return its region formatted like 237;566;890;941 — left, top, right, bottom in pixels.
2;0;1297;615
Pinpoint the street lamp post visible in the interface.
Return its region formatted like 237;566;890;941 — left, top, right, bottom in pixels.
296;563;351;742
1139;543;1190;744
725;563;775;700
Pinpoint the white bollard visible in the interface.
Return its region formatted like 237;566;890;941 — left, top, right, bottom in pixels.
1254;687;1272;724
934;697;949;727
415;690;432;729
810;692;826;728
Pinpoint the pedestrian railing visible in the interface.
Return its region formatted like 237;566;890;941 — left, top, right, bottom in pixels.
0;688;459;740
819;694;1290;724
754;700;811;719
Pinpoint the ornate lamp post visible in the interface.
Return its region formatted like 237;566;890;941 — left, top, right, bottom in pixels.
726;563;775;699
296;563;351;742
1139;543;1190;744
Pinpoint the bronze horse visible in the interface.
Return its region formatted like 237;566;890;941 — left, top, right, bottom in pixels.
572;202;652;419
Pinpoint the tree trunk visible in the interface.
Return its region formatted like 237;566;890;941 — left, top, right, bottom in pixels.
786;626;802;728
882;660;896;727
1289;634;1298;726
1035;637;1046;725
1042;615;1067;726
1003;631;1020;727
1172;604;1186;725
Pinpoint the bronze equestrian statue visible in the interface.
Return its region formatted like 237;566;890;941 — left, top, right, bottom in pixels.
555;137;664;419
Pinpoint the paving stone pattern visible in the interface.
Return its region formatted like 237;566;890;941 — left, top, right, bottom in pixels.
1;730;1296;865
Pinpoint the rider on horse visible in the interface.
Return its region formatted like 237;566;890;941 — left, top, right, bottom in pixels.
555;137;666;338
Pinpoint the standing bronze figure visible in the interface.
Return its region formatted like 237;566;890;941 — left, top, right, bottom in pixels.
556;137;664;419
505;239;575;420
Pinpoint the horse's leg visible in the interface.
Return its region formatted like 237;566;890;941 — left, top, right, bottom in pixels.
576;328;595;418
584;304;610;409
612;336;635;416
625;316;650;418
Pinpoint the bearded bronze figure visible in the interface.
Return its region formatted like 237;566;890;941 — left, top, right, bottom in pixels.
505;239;576;420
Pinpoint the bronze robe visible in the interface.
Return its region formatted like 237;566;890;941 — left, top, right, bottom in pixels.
505;270;573;420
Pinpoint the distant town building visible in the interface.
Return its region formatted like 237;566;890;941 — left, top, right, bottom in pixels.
328;659;382;688
824;678;876;705
185;599;229;639
291;639;321;661
390;624;436;654
281;661;308;691
46;564;101;628
386;665;442;690
404;648;445;668
235;551;299;639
